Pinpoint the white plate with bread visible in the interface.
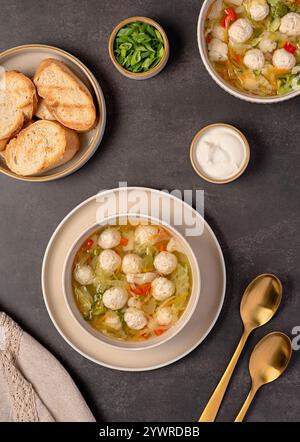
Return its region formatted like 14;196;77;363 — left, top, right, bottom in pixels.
0;44;106;181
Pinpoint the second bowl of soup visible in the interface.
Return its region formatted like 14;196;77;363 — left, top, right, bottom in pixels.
198;0;300;103
62;214;200;350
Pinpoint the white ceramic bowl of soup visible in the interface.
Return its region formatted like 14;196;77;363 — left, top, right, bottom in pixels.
62;214;201;351
198;0;300;104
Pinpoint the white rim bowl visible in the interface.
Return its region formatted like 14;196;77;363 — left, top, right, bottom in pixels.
197;0;300;104
62;213;201;351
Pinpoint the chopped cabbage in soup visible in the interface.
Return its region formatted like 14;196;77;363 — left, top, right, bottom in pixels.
72;222;192;342
205;0;300;96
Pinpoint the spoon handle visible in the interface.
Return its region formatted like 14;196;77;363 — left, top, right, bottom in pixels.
234;385;258;422
198;329;250;422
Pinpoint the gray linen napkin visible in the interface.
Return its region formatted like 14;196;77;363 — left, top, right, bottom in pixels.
0;312;95;422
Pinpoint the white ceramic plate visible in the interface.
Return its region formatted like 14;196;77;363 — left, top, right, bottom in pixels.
0;44;106;181
41;187;226;371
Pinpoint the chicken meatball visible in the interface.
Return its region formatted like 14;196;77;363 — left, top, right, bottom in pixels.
154;252;178;275
167;237;186;254
151;277;176;301
259;38;277;53
244;49;265;70
272;48;296;70
127;296;142;309
98;228;121;249
212;25;226;42
134;225;159;246
249;0;269;22
104;312;122;331
74;264;94;285
279;12;300;37
99;249;121;273
156;307;173;326
103;287;128;310
208;38;228;62
229;18;253;43
122;253;143;274
124;308;147;330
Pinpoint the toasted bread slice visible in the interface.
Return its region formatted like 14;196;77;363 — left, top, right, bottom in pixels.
44;125;80;171
0;118;35;152
4;120;80;176
35;97;56;121
0;71;37;150
33;59;96;132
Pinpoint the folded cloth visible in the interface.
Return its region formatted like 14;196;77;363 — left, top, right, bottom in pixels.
0;313;95;422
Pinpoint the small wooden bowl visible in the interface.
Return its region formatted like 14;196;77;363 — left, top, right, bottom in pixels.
108;16;169;80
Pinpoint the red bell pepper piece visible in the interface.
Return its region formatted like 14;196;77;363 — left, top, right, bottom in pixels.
225;7;237;22
131;283;152;296
220;7;237;28
159;243;167;252
284;42;297;54
120;237;128;246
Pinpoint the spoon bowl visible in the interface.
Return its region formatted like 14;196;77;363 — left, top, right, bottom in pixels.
240;274;282;331
235;332;292;422
249;332;292;388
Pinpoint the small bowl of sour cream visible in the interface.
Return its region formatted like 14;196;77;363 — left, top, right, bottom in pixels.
190;123;250;184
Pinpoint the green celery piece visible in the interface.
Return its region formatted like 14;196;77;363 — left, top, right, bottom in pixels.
136;33;151;43
146;24;156;38
142;57;152;69
117;28;133;37
145;42;156;52
269;17;281;31
132;61;144;72
150;58;160;69
131;50;142;65
271;2;289;17
277;74;294;95
124;56;131;69
267;0;280;5
158;46;165;58
93;246;101;256
141;51;151;59
135;45;147;51
155;29;163;43
75;287;93;319
117;54;125;65
119;42;132;50
91;294;107;317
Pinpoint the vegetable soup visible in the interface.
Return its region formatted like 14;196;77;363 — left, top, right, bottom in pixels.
72;222;192;342
205;0;300;96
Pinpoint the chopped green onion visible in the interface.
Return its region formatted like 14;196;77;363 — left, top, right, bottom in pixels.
113;21;165;73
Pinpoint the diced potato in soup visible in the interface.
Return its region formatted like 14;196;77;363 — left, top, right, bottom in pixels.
205;0;300;96
72;220;192;342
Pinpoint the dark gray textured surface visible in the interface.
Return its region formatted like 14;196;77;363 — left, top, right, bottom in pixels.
0;0;299;422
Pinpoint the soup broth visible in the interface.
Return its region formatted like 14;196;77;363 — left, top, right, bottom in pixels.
205;0;300;96
72;221;193;342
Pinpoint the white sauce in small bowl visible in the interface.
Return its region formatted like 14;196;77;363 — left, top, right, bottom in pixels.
191;124;249;183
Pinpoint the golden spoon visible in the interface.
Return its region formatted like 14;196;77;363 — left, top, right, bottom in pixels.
199;274;282;422
235;332;292;422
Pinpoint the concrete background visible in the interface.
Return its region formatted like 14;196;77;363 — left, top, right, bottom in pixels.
0;0;299;422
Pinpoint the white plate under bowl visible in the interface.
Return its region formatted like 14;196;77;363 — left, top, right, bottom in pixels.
42;187;226;371
197;0;300;104
0;44;106;181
